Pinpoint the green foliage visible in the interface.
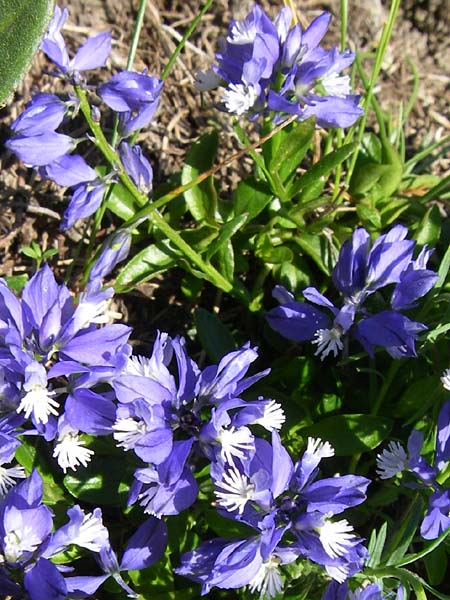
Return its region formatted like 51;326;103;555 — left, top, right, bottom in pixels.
195;307;236;362
21;241;59;269
0;0;54;104
64;455;135;505
181;130;219;224
302;414;393;455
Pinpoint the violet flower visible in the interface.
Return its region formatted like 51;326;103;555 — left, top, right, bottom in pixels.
0;265;130;439
200;3;362;127
377;401;450;540
179;433;370;596
119;141;153;193
0;470;112;599
41;5;111;78
98;70;163;135
267;225;438;360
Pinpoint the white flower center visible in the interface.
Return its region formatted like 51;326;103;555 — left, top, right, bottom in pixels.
113;417;146;450
0;465;26;496
248;555;283;599
306;437;335;460
376;441;408;479
124;355;156;377
318;518;356;559
321;72;351;97
72;511;109;552
254;400;286;431
218;426;254;467
214;467;255;514
312;327;344;360
440;368;450;391
53;433;94;473
17;385;59;424
3;526;41;563
222;83;258;116
227;20;258;44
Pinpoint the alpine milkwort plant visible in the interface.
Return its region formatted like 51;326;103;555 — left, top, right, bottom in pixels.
2;0;450;599
197;4;363;127
267;225;438;360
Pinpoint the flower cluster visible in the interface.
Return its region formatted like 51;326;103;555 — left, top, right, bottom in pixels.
0;269;373;597
0;265;131;475
376;400;450;540
198;4;363;127
6;5;160;230
178;435;370;595
0;469;165;599
267;225;438;360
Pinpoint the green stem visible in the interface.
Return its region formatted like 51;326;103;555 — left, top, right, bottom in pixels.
75;85;233;294
340;0;348;52
345;0;401;184
160;0;214;81
110;0;147;148
233;121;287;201
76;86;148;206
349;360;400;472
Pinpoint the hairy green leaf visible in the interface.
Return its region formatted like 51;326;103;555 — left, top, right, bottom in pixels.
0;0;54;104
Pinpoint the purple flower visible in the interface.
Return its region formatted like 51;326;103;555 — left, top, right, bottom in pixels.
98;71;163;135
41;5;111;77
202;4;362;127
65;518;167;598
420;489;450;540
6;132;76;167
119;141;153;193
188;434;370;593
377;401;450;540
0;265;130;434
10;93;68;136
267;225;437;360
61;180;107;230
88;229;132;282
41;154;97;187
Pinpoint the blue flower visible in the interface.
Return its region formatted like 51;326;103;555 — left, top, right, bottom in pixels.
377;400;450;540
200;4;362;127
41;5;111;78
179;434;370;595
267;225;438;359
98;71;163;135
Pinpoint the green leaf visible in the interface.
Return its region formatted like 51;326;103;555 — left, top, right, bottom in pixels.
289;143;355;198
367;522;388;568
255;237;293;265
214;239;235;282
415;204;441;247
194;307;236;362
265;118;315;184
106;181;141;221
293;233;332;275
64;456;135;505
206;213;247;261
349;139;403;199
181;130;219;223
0;0;54;104
356;203;382;229
384;497;424;566
4;274;28;293
233;177;273;222
424;544;448;586
302;414;393;455
116;239;179;288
